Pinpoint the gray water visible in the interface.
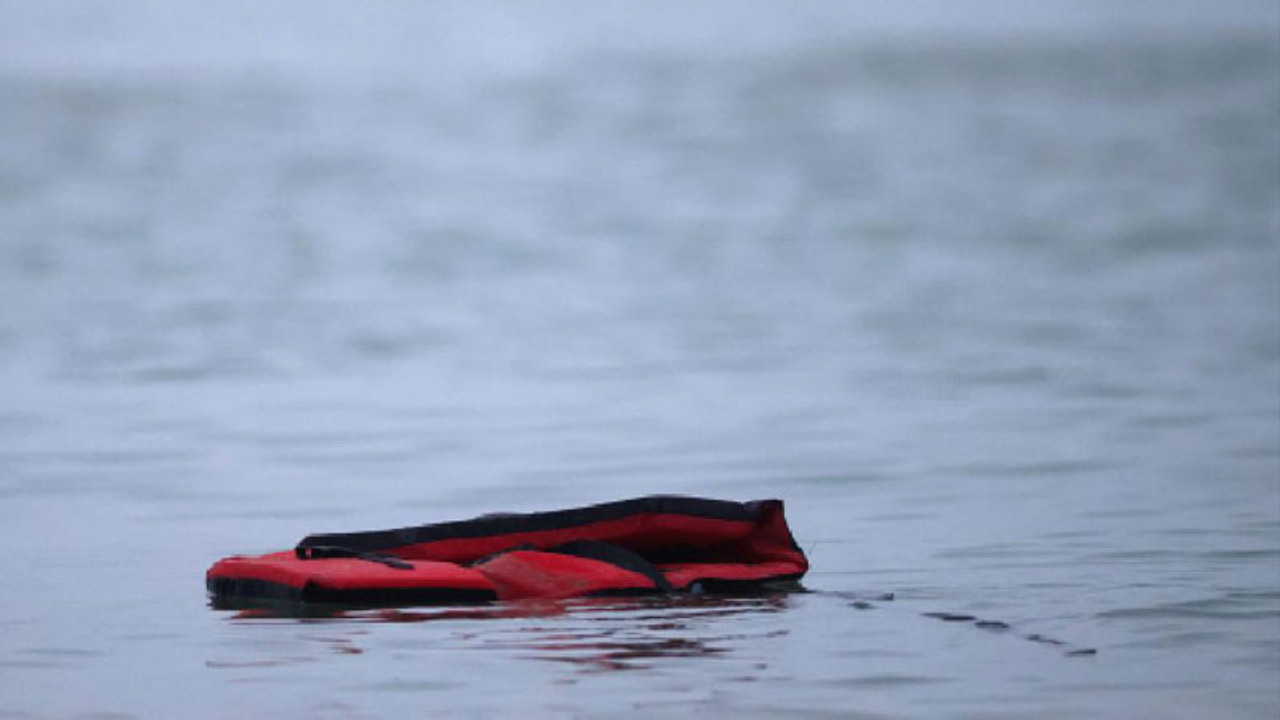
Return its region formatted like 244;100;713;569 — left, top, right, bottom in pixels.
1;2;1278;718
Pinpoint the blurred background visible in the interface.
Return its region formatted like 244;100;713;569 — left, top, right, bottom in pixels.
0;1;1277;718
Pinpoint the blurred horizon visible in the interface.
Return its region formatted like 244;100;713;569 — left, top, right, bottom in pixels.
2;1;1276;80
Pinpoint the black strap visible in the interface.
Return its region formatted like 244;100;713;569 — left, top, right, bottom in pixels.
295;545;413;570
544;540;673;593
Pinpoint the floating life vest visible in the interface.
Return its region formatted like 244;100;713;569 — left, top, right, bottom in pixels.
207;495;808;608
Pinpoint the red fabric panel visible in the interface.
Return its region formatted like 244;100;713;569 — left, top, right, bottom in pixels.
207;551;310;588
659;561;804;589
206;551;496;592
719;499;809;568
474;551;660;600
655;501;808;587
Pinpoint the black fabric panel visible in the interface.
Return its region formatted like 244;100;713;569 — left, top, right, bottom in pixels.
685;573;807;594
207;577;496;610
297;495;767;555
207;577;304;608
300;585;496;606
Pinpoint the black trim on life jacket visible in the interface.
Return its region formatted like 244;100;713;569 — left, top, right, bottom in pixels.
295;545;414;570
296;495;765;556
207;577;496;609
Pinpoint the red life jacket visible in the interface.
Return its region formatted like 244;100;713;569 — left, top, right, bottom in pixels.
207;496;808;607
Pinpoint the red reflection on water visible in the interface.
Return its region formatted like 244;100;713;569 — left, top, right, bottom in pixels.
222;593;794;672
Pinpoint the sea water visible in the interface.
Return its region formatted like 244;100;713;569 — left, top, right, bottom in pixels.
0;2;1277;718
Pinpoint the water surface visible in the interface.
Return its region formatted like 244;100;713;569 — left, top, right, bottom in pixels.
0;2;1277;718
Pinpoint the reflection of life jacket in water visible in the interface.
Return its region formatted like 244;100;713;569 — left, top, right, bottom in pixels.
207;496;808;608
